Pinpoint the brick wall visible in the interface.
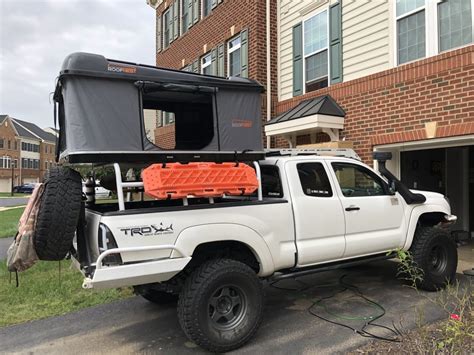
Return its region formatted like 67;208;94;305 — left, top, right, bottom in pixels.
40;142;56;179
0;117;20;182
276;45;474;163
154;124;176;149
155;0;278;148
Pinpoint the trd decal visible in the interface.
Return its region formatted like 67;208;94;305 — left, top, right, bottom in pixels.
120;223;173;236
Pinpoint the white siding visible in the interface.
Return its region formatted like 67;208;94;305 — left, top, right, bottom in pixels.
279;0;334;101
342;0;391;82
278;0;392;101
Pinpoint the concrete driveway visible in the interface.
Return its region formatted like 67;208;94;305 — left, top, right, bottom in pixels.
3;259;469;355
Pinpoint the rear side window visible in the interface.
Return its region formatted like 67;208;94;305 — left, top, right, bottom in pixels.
260;166;283;198
297;163;333;197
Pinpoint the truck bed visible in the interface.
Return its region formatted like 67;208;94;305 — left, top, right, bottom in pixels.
86;196;284;215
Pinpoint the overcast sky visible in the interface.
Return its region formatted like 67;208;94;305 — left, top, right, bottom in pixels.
0;0;155;128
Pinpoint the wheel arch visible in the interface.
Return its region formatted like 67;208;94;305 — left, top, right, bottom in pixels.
403;205;452;250
172;224;275;276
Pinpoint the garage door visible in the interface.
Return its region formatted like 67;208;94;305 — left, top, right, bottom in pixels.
0;178;12;193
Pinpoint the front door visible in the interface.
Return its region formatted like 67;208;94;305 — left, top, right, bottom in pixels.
329;161;406;257
286;160;346;266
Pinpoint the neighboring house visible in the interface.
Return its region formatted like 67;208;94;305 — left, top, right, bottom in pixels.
148;0;474;237
0;115;57;192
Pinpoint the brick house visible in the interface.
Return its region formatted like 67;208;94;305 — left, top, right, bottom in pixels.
148;0;473;237
0;115;57;192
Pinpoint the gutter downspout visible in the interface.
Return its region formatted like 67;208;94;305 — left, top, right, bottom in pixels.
265;0;271;149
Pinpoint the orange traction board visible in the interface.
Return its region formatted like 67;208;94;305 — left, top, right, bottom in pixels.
142;162;258;200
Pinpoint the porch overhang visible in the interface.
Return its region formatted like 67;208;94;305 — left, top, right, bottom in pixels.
265;95;346;147
264;113;344;136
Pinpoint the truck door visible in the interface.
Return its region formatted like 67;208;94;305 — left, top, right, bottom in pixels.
286;161;346;266
328;161;406;257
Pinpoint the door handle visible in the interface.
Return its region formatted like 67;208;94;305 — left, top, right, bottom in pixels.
345;206;360;211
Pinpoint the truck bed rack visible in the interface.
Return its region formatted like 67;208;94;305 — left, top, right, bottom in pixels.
265;148;361;160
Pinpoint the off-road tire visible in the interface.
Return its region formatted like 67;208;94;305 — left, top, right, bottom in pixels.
134;287;178;304
34;166;82;260
410;226;458;291
177;258;264;353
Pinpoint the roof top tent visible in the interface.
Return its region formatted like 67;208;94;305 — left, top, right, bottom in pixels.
53;52;265;164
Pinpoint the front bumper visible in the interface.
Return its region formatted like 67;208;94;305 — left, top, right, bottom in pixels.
80;245;191;290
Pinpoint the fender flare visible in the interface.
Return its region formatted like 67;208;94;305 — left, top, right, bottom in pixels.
171;223;275;276
403;204;451;250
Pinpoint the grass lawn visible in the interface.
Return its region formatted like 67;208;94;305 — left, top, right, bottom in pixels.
0;260;133;327
0;207;25;238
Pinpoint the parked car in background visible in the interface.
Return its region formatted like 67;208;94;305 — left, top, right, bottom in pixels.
82;181;111;199
12;184;37;193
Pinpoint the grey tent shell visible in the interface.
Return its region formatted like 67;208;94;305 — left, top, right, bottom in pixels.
54;52;264;164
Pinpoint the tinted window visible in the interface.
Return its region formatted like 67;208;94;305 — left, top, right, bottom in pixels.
260;166;283;198
297;163;333;197
332;163;387;197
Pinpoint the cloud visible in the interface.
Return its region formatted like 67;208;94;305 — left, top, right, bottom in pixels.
0;0;155;128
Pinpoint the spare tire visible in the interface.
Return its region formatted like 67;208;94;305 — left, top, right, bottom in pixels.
34;166;82;261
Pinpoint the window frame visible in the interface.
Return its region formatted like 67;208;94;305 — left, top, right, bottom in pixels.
201;52;212;75
202;0;212;17
181;0;189;35
302;7;330;95
163;8;171;49
331;162;390;198
393;0;474;66
1;156;11;169
227;34;242;77
297;162;334;198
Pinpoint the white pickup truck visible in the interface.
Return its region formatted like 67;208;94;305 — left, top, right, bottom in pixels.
38;149;457;353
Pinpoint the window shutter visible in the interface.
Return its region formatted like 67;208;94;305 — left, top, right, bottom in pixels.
192;0;199;24
211;48;217;75
173;0;179;39
329;2;342;84
192;59;199;73
211;0;217;9
217;43;225;76
240;29;248;77
292;23;303;96
156;15;162;53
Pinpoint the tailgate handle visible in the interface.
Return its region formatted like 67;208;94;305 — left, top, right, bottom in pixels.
345;206;360;211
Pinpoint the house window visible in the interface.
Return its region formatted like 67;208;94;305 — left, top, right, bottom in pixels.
163;111;175;126
396;0;426;65
201;52;212;75
395;0;473;65
228;35;241;77
303;9;329;93
163;8;171;48
14;141;17;150
438;0;472;52
1;156;11;169
181;0;190;34
7;140;11;149
0;138;3;148
203;0;212;17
